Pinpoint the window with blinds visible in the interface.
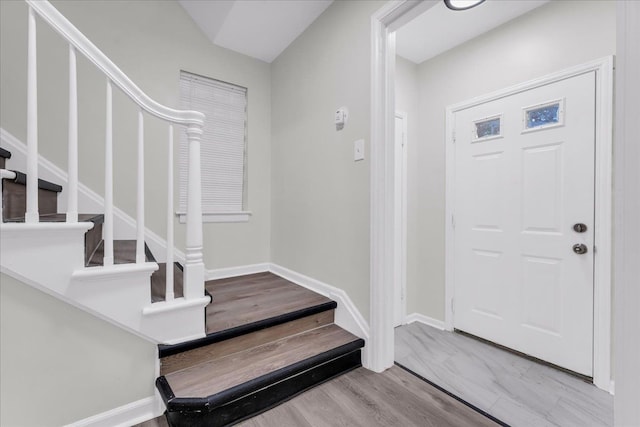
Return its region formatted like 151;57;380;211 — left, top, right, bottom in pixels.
178;71;247;216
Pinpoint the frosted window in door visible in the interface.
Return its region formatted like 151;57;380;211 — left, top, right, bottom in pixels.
474;116;501;140
524;100;563;130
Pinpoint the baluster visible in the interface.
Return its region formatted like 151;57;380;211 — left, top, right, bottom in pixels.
165;125;175;301
136;109;145;264
25;7;39;223
104;79;114;266
67;44;78;223
183;124;205;299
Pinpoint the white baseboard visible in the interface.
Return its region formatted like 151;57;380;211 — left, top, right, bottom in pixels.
205;263;270;280
267;263;370;367
66;395;164;427
0;127;182;264
205;262;370;352
405;313;445;330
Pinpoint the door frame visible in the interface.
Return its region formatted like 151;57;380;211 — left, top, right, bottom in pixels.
394;111;408;326
369;0;439;372
443;57;614;391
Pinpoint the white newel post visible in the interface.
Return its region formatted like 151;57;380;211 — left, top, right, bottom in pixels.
183;124;205;300
25;7;39;223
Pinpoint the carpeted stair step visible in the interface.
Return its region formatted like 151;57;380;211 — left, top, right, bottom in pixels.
157;324;364;427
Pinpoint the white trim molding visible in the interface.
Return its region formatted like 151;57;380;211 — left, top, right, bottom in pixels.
178;211;252;224
394;111;408;327
65;395;163;427
268;264;370;367
196;262;371;365
443;57;614;391
405;313;445;330
370;0;438;373
205;263;270;281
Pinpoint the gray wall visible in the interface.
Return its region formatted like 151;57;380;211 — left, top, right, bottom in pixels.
0;0;272;269
399;0;616;320
0;273;157;426
271;0;385;321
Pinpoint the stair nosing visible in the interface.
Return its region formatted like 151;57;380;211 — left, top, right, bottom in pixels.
4;213;104;224
5;170;63;192
158;300;338;358
158;338;364;411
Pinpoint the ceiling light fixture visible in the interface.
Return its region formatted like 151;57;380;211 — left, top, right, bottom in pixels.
444;0;485;11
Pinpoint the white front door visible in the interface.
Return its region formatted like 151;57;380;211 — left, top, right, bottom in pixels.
453;71;596;376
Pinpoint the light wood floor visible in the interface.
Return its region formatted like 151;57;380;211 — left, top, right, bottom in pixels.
138;366;498;427
396;322;613;427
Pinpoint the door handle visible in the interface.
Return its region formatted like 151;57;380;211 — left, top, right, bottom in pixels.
573;244;588;255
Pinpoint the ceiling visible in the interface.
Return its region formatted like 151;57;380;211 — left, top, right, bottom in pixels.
178;0;333;63
396;0;549;64
178;0;548;65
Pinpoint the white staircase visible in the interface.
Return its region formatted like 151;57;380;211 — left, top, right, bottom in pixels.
0;0;210;345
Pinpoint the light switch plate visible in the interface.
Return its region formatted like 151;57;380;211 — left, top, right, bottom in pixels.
354;139;365;161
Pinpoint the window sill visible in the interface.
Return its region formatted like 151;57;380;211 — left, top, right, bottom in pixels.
176;211;252;224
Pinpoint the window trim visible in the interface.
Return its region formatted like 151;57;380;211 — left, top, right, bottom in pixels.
176;211;252;224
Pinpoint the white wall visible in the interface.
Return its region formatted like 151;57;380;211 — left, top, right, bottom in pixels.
0;273;157;426
271;0;385;322
401;0;616;320
0;0;271;269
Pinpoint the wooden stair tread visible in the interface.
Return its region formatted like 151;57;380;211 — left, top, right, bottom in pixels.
160;310;335;375
164;324;360;398
204;272;333;335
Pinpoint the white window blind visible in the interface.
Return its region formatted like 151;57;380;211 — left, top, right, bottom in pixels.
179;71;247;214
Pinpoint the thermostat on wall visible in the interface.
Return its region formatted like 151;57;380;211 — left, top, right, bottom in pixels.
335;107;349;130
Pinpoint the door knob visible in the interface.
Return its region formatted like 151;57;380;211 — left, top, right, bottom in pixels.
573;243;588;254
573;223;587;233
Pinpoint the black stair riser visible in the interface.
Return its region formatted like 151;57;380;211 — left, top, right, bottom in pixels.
158;300;338;358
163;349;362;427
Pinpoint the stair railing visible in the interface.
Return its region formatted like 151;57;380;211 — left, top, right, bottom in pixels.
23;0;205;302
